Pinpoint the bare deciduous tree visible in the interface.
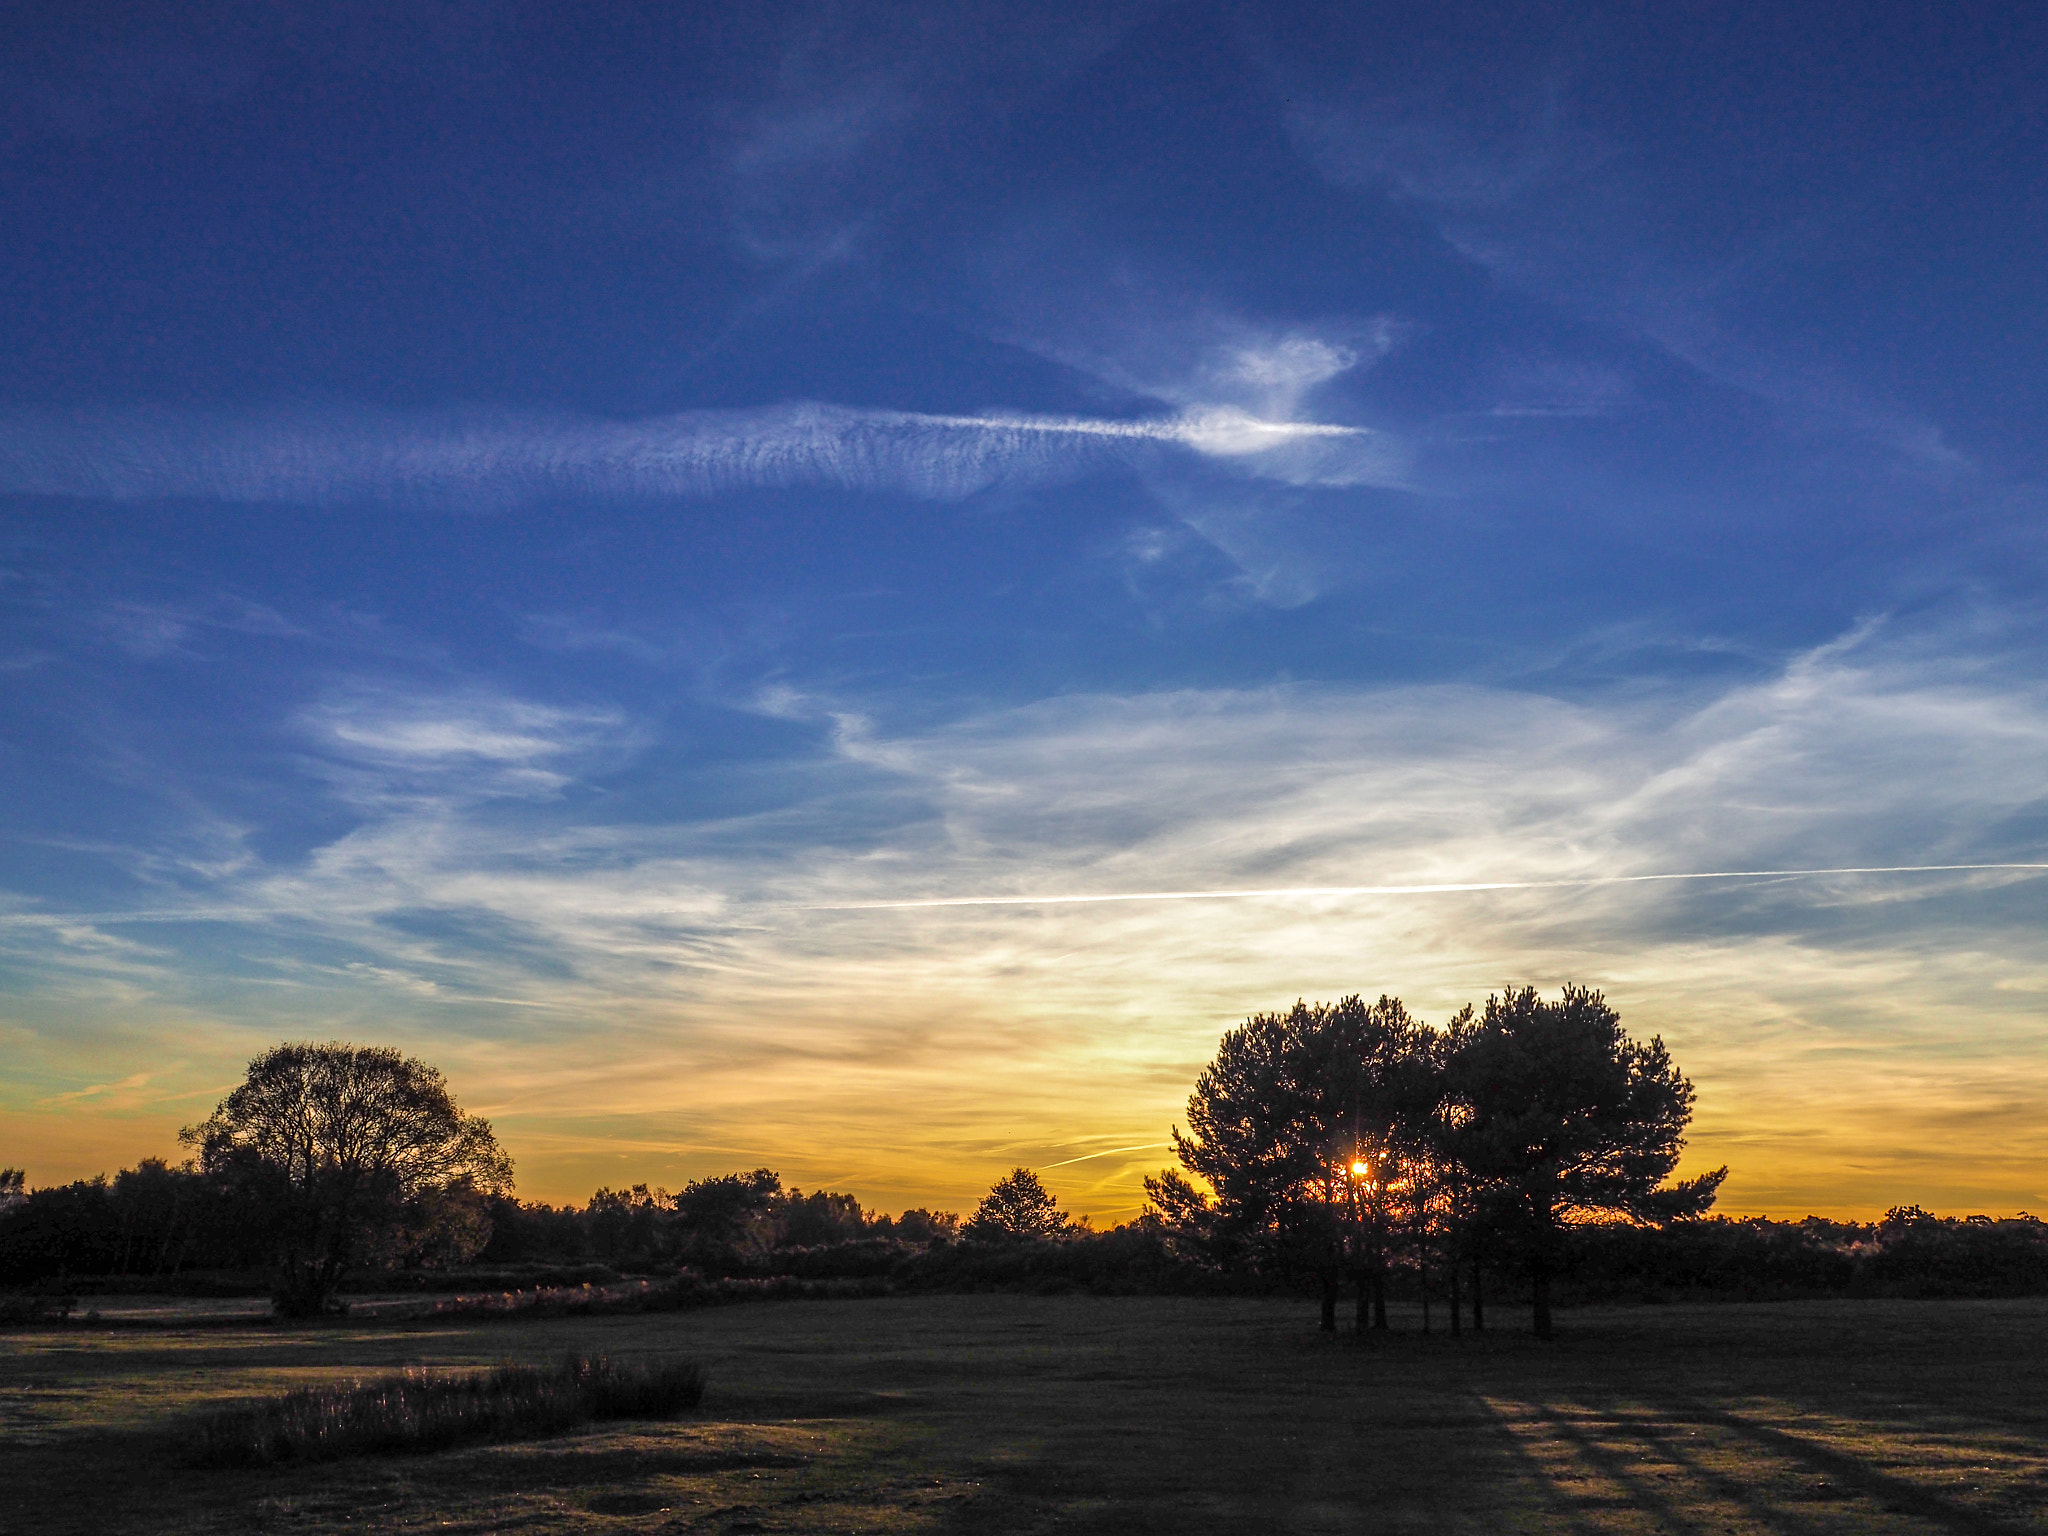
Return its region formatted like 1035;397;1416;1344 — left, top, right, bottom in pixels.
181;1042;512;1317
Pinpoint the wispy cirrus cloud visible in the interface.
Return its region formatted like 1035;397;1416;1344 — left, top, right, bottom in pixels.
6;622;2048;1213
297;688;628;804
0;399;1400;511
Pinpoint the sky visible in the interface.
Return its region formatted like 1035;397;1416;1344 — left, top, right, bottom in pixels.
3;1;2046;1221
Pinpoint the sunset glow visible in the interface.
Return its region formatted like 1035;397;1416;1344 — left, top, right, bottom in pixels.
5;6;2046;1225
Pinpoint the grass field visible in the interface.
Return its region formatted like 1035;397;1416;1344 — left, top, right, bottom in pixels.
3;1294;2045;1535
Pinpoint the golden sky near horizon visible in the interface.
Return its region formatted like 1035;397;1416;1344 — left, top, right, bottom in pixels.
12;646;2048;1224
9;0;2048;1240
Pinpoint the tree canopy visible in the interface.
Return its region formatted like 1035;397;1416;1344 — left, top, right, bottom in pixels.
1154;986;1724;1334
1444;985;1725;1334
1154;996;1441;1329
180;1041;512;1316
964;1168;1071;1241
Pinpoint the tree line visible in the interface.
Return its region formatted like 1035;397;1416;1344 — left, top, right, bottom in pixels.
0;1155;965;1297
0;1042;1066;1315
8;989;2045;1327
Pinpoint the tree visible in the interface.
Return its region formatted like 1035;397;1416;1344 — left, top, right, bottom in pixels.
181;1042;512;1317
1153;1002;1325;1300
778;1187;871;1247
589;1183;676;1266
1154;996;1435;1331
0;1169;22;1215
671;1168;783;1267
1443;986;1725;1337
1303;995;1438;1330
964;1168;1070;1241
889;1206;960;1245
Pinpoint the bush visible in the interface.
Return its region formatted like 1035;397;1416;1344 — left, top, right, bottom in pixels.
897;1222;1262;1296
187;1353;706;1467
410;1271;890;1321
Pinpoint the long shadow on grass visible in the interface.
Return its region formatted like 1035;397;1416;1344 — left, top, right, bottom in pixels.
1503;1398;1827;1536
1471;1395;1646;1536
1489;1394;2031;1536
1678;1400;2033;1536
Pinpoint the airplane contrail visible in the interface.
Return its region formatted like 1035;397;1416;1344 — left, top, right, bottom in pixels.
810;863;2048;910
1040;1142;1178;1169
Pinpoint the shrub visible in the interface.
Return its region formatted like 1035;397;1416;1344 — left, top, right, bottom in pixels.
187;1353;705;1467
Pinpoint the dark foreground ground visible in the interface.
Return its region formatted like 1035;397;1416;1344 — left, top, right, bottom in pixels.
2;1293;2045;1535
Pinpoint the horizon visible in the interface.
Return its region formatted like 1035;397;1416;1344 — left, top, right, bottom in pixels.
5;2;2047;1223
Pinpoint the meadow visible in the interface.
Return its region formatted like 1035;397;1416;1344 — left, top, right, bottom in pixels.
3;1294;2045;1535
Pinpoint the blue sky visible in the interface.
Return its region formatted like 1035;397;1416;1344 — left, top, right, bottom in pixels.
4;2;2046;1216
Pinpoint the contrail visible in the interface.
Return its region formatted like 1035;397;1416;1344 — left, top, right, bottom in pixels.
908;408;1367;445
811;863;2048;910
0;402;1380;508
1041;1142;1178;1169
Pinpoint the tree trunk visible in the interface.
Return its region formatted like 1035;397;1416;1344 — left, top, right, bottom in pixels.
1421;1271;1432;1334
1372;1271;1388;1330
1355;1273;1370;1333
1531;1258;1553;1339
1320;1271;1337;1333
1471;1253;1485;1331
1449;1264;1462;1335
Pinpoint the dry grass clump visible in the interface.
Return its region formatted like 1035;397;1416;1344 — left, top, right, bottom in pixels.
189;1353;705;1466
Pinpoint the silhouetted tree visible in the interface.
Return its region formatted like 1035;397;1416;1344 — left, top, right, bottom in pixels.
778;1188;870;1247
1155;996;1436;1330
107;1158;195;1276
1306;995;1438;1330
0;1175;124;1280
180;1042;512;1316
588;1183;674;1265
477;1192;593;1265
1443;986;1725;1337
1151;1002;1329;1316
672;1168;782;1267
964;1168;1070;1241
889;1207;960;1245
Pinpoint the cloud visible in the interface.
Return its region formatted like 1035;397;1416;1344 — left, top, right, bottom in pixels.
89;595;299;659
37;1072;152;1109
9;622;2048;1212
297;686;630;805
958;253;1418;591
0;399;1399;512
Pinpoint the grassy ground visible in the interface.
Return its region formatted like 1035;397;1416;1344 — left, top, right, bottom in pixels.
2;1293;2045;1535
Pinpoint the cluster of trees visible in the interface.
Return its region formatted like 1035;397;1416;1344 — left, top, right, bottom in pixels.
491;1169;964;1273
16;1148;2041;1312
1145;987;1725;1335
0;1156;291;1285
0;1042;1047;1313
0;1159;961;1296
1564;1207;2048;1302
12;996;2044;1329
